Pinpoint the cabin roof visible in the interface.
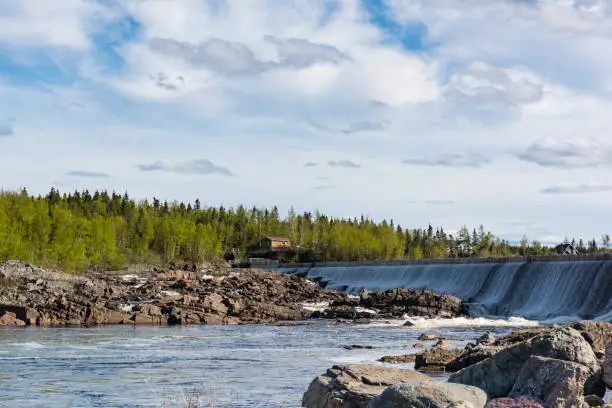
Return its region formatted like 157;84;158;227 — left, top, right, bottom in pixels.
263;236;291;242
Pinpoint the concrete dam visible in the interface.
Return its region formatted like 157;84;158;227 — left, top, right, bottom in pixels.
277;259;612;321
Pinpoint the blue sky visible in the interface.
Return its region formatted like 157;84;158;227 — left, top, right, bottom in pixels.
2;0;612;243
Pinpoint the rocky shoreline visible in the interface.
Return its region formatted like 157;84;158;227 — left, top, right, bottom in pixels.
0;261;462;327
304;324;612;408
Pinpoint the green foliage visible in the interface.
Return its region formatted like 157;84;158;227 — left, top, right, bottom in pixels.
0;188;607;272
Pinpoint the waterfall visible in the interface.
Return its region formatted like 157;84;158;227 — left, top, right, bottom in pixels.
277;261;612;321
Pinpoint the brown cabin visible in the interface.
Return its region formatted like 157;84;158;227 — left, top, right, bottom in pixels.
261;236;292;251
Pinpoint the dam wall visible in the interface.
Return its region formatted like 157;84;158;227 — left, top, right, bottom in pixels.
276;260;612;321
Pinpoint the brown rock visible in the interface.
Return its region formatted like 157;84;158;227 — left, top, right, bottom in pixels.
571;321;612;352
301;364;433;408
379;354;417;363
0;311;26;326
415;345;462;371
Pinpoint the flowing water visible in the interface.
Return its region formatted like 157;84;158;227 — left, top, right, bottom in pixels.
279;261;612;321
0;319;538;408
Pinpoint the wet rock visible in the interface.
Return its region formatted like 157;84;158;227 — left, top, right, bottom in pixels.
478;332;496;345
485;397;544;408
446;343;502;372
414;344;462;372
368;380;487;408
359;288;462;318
379;354;417;363
509;356;590;408
343;345;375;350
418;333;440;341
302;364;432;408
0;311;26;326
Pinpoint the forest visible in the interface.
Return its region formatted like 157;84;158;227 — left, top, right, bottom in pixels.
0;188;609;271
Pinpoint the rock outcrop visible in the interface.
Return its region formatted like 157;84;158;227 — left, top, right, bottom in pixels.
368;380;487;408
0;261;346;326
448;327;606;404
301;364;432;408
0;261;465;327
358;288;462;319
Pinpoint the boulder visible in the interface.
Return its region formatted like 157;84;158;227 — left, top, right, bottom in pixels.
529;328;604;396
485;397;544;408
368;380;487;408
446;344;502;372
379;354;417;363
448;342;532;398
570;321;612;352
414;343;462;371
449;327;606;399
477;332;496;345
418;333;440;341
0;311;26;326
604;342;612;389
301;364;432;408
509;356;590;408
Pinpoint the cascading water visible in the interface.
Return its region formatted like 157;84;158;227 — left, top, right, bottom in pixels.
278;261;612;321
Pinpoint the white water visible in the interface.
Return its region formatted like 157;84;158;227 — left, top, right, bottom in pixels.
279;261;612;321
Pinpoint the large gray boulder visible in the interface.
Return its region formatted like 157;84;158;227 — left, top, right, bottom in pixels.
302;364;432;408
368;380;487;408
448;342;532;398
529;328;604;396
509;356;590;408
448;328;605;399
604;342;612;389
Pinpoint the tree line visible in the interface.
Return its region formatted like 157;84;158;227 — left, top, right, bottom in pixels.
0;188;609;271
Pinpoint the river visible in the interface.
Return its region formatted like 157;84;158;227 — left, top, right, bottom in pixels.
0;318;539;407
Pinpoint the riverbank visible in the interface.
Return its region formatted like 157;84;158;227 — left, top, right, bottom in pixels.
0;261;463;327
303;324;612;407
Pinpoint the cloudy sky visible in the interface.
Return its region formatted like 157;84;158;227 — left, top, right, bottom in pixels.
1;0;611;243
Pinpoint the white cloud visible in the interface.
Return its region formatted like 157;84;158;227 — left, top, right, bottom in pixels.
540;182;612;194
0;0;111;49
328;160;361;168
2;0;612;241
518;138;612;168
138;159;233;176
403;153;491;168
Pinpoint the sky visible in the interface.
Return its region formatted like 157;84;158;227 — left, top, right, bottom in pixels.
1;0;612;244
